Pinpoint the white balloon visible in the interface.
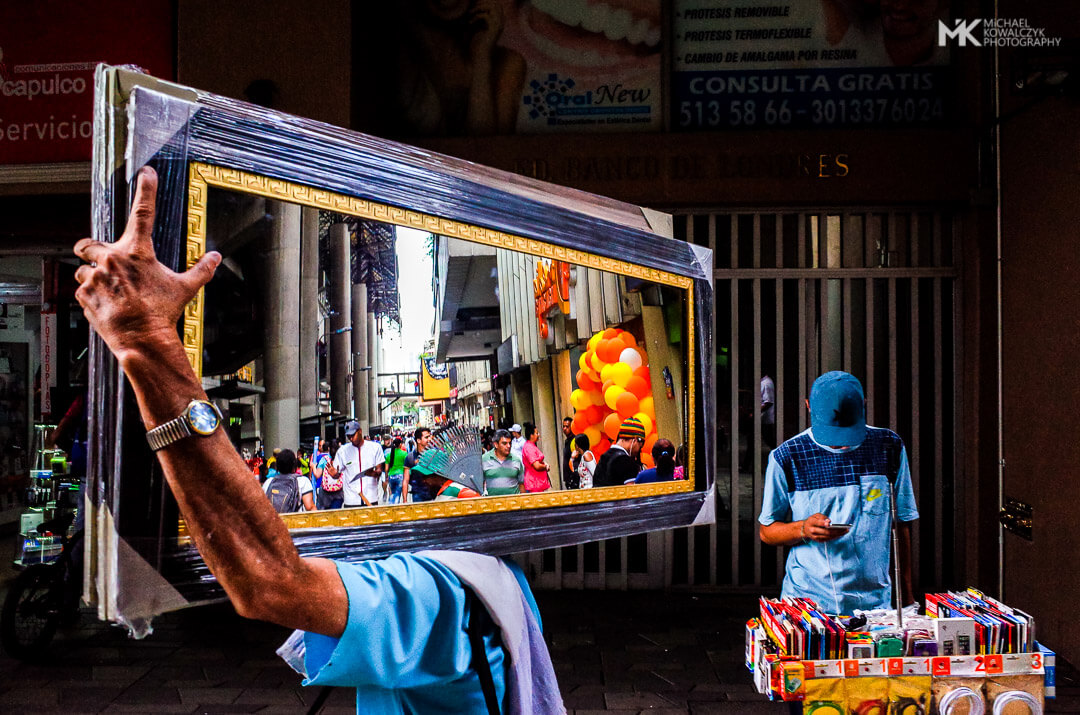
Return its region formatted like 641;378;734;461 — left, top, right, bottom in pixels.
619;347;642;370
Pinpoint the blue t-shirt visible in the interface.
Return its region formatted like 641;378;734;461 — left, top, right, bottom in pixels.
635;467;674;484
300;554;539;714
758;426;919;615
312;452;330;490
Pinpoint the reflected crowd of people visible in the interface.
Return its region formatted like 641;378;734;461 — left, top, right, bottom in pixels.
250;415;687;515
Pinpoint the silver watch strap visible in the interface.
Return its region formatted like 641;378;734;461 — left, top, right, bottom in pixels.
146;415;193;451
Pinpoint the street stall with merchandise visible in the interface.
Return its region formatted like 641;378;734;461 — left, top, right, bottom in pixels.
747;590;1052;713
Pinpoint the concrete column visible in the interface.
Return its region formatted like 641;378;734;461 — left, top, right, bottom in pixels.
641;304;684;443
602;271;623;326
299;207;320;421
530;360;559;488
352;282;369;431
329;224;352;417
511;371;534;427
263;201;301;452
367;314;379;430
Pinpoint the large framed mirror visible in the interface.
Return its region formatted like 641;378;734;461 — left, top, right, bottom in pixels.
88;66;713;630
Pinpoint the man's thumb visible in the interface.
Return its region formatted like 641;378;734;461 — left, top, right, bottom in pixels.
184;251;222;290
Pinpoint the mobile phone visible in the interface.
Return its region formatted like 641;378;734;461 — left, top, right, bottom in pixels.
826;523;852;532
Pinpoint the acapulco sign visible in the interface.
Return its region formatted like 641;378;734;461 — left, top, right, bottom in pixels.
0;1;173;165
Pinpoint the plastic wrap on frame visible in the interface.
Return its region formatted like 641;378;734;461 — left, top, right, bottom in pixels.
89;66;716;629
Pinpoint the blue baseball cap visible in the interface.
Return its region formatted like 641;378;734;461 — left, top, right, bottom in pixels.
809;371;866;447
344;420;360;436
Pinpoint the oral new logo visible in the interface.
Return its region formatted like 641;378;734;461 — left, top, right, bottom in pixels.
524;73;651;120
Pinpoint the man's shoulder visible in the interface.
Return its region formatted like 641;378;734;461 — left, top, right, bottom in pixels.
772;429;816;461
865;425;904;447
863;426;905;475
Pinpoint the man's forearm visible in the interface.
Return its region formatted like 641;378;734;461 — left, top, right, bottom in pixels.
759;520;806;547
120;338;344;633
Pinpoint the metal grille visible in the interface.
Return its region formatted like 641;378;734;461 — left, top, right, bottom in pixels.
528;209;961;593
318;214;401;326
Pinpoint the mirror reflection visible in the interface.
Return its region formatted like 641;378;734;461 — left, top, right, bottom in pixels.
193;181;690;518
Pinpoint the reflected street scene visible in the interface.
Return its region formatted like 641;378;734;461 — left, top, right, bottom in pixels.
193;178;693;523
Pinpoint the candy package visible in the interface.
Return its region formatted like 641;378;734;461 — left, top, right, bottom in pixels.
802;677;845;715
888;675;931;715
846;676;889;714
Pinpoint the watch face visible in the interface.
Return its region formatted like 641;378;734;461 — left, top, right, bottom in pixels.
187;401;220;436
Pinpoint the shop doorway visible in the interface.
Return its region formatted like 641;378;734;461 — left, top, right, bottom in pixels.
525;209;962;592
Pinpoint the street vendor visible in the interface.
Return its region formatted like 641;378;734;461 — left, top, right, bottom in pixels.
73;167;562;714
758;371;919;615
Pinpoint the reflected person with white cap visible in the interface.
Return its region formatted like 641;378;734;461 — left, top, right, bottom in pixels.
757;371;919;615
324;420;386;507
508;423;525;461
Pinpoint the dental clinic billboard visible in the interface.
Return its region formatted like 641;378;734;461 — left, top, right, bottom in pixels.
672;1;951;130
0;0;173;164
371;1;661;135
501;0;662;132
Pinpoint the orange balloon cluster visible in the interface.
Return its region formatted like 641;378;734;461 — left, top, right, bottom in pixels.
569;328;660;468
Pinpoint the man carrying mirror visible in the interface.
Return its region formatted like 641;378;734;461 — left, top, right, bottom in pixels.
73;167;562;714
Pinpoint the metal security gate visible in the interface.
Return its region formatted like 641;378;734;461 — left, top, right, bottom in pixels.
527;210;961;594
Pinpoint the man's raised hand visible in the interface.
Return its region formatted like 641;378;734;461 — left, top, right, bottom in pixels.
74;167;221;364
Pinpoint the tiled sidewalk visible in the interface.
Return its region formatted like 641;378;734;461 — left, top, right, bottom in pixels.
0;583;1077;714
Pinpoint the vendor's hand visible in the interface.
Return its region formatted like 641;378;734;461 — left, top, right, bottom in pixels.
74;167;221;365
802;513;845;542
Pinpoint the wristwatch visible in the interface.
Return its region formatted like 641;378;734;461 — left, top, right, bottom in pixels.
145;400;223;451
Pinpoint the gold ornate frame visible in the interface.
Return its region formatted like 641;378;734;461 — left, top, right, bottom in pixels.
183;161;697;532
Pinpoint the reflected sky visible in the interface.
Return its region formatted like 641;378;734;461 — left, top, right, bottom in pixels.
381;227;435;374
